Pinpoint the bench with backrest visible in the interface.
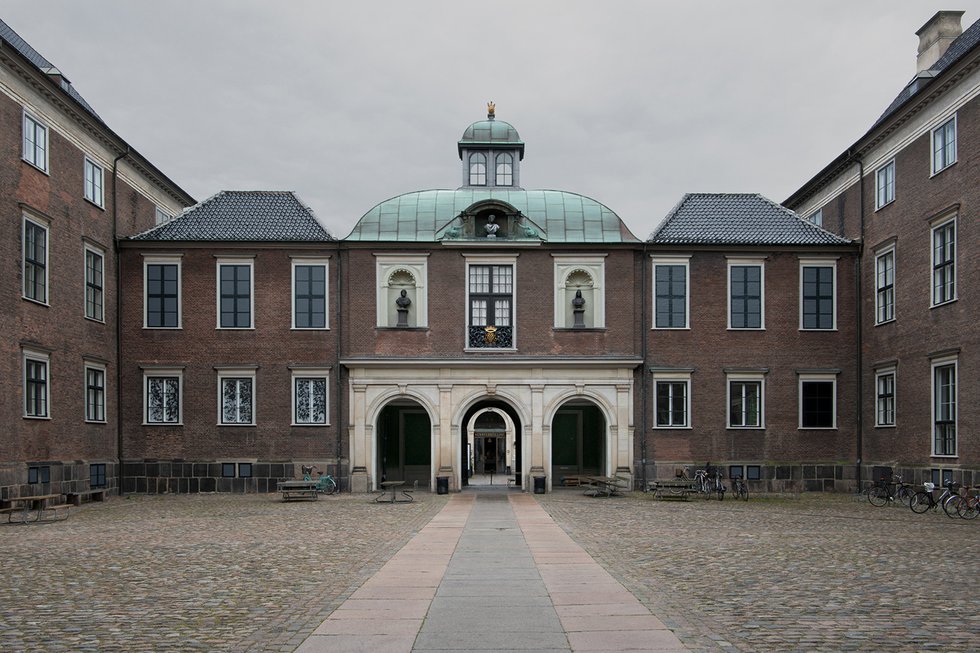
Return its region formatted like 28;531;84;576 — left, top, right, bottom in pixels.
64;488;109;506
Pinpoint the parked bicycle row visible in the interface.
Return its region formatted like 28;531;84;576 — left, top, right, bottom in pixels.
864;475;979;519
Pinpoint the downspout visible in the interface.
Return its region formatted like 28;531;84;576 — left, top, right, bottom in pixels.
640;243;649;490
335;241;345;490
855;154;865;492
112;146;130;496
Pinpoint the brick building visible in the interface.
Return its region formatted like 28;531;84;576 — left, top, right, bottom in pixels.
2;12;977;498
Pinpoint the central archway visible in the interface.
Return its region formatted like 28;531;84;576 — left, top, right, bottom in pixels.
460;399;523;488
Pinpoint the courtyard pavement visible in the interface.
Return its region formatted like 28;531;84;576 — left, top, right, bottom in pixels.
0;488;977;652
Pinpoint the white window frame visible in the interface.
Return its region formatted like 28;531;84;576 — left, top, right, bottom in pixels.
874;160;895;210
143;255;182;329
874;246;895;325
553;255;606;329
84;363;107;424
291;258;330;330
651;255;690;330
931;356;957;458
930;216;956;307
806;209;822;228
291;369;330;426
83;157;104;208
143;369;183;425
727;257;765;330
217;368;257;426
798;373;837;430
799;258;837;331
375;255;429;328
464;253;518;351
23;111;48;173
726;372;765;429
23;349;50;419
652;370;692;429
155;207;173;225
22;215;49;305
84;243;105;323
216;258;255;330
874;367;896;428
931;114;957;175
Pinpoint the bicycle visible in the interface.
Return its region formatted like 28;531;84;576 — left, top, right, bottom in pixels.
689;466;725;501
867;474;914;507
946;486;979;520
301;465;338;495
909;480;960;516
730;474;748;501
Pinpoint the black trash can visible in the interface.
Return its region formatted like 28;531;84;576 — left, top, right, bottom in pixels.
436;476;449;495
533;476;546;494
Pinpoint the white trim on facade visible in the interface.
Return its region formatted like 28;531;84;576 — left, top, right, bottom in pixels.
553;254;606;329
375;254;429;328
142;254;183;329
650;255;691;330
291;257;330;330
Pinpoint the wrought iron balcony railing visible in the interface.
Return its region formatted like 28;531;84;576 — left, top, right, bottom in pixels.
468;325;513;349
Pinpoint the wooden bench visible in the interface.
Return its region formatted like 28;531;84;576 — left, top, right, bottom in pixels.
562;476;584;487
277;480;319;501
65;488;108;506
648;479;697;500
39;503;70;521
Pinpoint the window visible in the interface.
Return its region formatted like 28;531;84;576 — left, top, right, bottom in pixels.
217;260;253;328
729;465;761;481
144;372;181;424
469;152;487;186
729;261;763;329
799;374;836;429
219;371;255;425
932;219;955;306
155;207;173;225
28;466;50;484
467;260;515;348
90;463;107;488
875;160;895;209
728;377;763;428
932;116;956;174
495;153;513;186
238;463;252;478
800;261;836;330
24;350;49;418
807;209;823;228
376;256;428;328
23;217;48;304
85;246;104;321
932;360;956;456
84;158;104;207
85;365;106;423
222;463;236;478
875;369;895;428
144;258;181;328
875;249;895;324
651;371;691;428
23;112;48;172
293;371;329;425
653;259;689;329
292;260;328;329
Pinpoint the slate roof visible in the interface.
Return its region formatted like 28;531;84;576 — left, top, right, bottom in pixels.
346;189;638;243
131;191;334;242
0;18;102;122
873;17;980;129
648;194;852;246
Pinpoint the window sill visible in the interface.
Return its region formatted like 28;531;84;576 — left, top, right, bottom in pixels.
798;426;837;430
799;328;838;332
291;422;332;427
216;327;256;331
930;160;957;178
464;348;518;353
143;325;182;330
874;424;896;429
930;299;957;309
874;318;896;327
726;426;765;430
874;199;895;212
291;327;331;331
22;296;49;307
143;422;183;426
930;454;958;459
217;423;257;427
85;419;107;425
85;316;106;325
22;159;49;175
84;197;105;211
651;326;690;331
553;327;606;332
652;426;692;430
376;327;429;332
727;327;765;331
23;415;51;420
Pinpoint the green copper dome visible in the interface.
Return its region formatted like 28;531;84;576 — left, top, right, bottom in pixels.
458;117;525;158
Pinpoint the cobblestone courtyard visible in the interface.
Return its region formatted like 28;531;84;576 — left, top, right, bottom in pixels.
1;491;977;652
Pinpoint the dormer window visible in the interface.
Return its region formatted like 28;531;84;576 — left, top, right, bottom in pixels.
495;153;513;186
469;152;487;186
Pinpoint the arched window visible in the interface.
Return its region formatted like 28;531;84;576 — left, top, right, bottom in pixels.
469;153;487;186
565;270;595;328
495;153;513;186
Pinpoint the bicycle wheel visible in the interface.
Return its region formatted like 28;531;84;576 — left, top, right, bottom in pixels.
909;491;932;514
737;483;748;501
896;485;915;507
958;498;980;520
323;477;337;495
943;495;964;518
868;487;889;507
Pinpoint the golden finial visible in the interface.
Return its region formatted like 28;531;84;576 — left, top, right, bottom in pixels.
487;101;495;119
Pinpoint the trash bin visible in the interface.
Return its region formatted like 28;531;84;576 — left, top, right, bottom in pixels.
533;476;546;494
436;476;449;495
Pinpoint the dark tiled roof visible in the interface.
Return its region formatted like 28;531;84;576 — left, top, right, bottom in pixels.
131;191;334;241
648;194;851;246
0;18;102;121
872;17;980;128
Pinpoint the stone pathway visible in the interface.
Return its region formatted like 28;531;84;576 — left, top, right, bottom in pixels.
297;489;687;652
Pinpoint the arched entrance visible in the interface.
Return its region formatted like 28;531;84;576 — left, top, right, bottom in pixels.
551;401;606;486
460;399;522;488
376;400;431;487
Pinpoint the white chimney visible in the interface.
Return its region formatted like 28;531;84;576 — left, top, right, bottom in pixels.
916;11;965;73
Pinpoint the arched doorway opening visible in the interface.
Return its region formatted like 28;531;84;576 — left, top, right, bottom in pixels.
551;401;606;486
461;399;522;488
376;400;431;487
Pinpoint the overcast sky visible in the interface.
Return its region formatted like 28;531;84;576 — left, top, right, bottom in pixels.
4;1;975;238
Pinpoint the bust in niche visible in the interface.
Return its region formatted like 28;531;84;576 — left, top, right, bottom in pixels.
484;214;500;238
395;289;411;327
572;289;586;328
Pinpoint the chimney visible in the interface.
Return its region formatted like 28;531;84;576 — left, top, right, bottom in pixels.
916;10;965;73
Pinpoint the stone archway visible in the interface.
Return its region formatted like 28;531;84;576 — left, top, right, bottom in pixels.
550;400;606;487
376;399;431;487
